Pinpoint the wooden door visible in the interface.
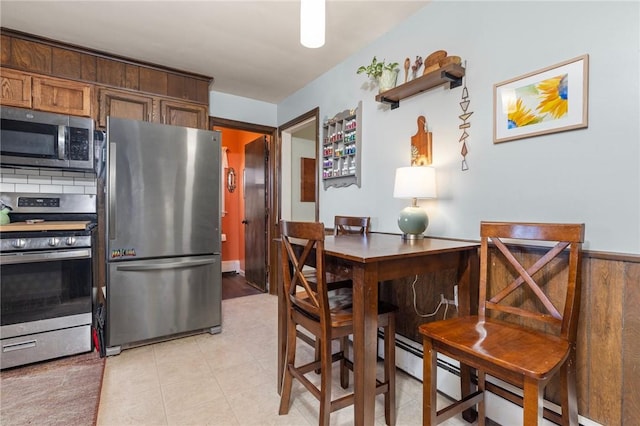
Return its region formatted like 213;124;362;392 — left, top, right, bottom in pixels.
244;136;268;292
159;99;208;129
0;68;32;108
32;76;92;117
98;88;153;127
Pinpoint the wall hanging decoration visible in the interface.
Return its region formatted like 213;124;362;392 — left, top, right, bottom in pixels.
493;54;589;143
458;61;473;171
411;115;432;166
226;167;237;193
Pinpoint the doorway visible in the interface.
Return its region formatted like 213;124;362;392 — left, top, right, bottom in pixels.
211;118;276;293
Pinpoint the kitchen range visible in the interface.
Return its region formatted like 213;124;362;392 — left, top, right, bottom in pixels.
0;192;96;369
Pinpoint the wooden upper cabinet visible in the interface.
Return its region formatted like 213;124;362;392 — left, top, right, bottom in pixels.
160;99;208;129
99;88;154;128
0;68;32;108
32;76;92;117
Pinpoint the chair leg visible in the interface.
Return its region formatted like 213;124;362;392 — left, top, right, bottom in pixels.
422;338;437;426
560;350;579;426
523;376;544;425
279;314;298;415
384;317;396;426
340;336;349;389
477;371;486;426
319;331;333;426
314;338;321;374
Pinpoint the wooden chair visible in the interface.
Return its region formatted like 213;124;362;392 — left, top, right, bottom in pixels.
279;220;397;426
334;215;371;235
419;222;585;426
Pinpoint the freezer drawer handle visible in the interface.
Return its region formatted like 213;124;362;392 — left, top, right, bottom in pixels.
3;340;37;352
116;258;215;271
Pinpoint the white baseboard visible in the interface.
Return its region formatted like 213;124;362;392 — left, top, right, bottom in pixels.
221;260;239;273
381;334;601;426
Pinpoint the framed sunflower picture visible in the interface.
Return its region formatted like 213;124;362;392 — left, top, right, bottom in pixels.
493;54;589;144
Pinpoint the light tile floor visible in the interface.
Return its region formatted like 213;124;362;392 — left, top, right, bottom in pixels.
97;293;471;425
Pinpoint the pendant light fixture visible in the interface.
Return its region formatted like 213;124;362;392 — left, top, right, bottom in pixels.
300;0;325;48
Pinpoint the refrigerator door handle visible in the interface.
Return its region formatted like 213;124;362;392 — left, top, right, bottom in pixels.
108;142;116;240
115;258;215;271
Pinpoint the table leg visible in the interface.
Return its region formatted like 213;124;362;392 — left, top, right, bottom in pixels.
458;249;479;422
351;263;378;426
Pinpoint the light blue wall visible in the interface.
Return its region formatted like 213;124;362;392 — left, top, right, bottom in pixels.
209;91;277;127
277;1;640;254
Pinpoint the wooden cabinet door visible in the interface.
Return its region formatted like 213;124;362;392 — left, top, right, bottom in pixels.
99;88;154;128
0;68;32;108
159;100;208;129
32;76;92;117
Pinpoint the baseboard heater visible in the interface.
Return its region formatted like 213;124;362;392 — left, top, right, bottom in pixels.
221;260;239;273
378;332;601;426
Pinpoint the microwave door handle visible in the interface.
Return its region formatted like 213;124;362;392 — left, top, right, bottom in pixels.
58;125;66;160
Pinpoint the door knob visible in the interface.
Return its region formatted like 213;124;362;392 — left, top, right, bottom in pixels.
242;220;248;224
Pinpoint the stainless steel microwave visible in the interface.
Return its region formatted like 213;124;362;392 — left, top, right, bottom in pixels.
0;106;95;171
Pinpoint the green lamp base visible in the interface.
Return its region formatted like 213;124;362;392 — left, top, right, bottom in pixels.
397;206;428;240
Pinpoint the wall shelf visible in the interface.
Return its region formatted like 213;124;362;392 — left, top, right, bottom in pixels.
375;63;465;110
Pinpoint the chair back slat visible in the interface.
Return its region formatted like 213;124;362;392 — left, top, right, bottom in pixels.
334;216;370;235
479;221;584;341
280;220;330;323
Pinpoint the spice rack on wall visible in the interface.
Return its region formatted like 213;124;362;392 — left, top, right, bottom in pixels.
322;101;362;189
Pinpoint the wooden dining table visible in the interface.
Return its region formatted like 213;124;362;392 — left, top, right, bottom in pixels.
277;232;480;425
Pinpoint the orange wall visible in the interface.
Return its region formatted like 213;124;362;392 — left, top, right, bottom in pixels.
215;127;262;271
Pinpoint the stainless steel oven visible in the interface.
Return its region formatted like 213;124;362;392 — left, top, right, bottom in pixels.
0;193;96;369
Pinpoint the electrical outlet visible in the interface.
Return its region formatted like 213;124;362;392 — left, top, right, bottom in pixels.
454;285;459;308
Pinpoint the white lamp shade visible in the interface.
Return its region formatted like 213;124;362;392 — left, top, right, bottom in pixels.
300;0;325;48
393;166;436;199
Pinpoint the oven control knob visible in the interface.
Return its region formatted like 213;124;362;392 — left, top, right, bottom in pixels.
48;238;60;247
11;239;26;249
65;237;77;246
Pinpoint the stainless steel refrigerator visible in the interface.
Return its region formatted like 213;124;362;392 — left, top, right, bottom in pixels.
105;117;221;354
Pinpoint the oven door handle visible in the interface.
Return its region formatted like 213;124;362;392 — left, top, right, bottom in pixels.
0;248;92;264
115;258;215;271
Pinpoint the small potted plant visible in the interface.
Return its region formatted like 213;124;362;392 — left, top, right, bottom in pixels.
357;56;400;93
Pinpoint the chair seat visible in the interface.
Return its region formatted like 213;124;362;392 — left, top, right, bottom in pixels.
295;287;398;328
419;316;570;380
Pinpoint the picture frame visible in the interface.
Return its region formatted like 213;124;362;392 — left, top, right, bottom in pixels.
493;54;588;144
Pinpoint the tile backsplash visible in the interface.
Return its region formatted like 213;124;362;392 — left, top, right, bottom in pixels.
0;167;97;195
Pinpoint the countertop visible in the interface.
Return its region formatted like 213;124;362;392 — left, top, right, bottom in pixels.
0;221;92;232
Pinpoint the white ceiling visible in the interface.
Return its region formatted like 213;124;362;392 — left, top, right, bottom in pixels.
0;1;429;104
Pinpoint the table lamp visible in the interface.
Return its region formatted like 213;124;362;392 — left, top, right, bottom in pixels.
393;166;436;239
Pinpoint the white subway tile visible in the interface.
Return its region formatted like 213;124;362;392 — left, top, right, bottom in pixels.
14;168;39;176
2;175;28;184
0;168;16;174
84;172;97;178
15;184;40;193
51;177;74;185
63;185;85;194
62;171;86;178
39;185;64;193
84;186;97;195
28;176;52;185
74;177;95;186
0;183;16;192
39;169;64;177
